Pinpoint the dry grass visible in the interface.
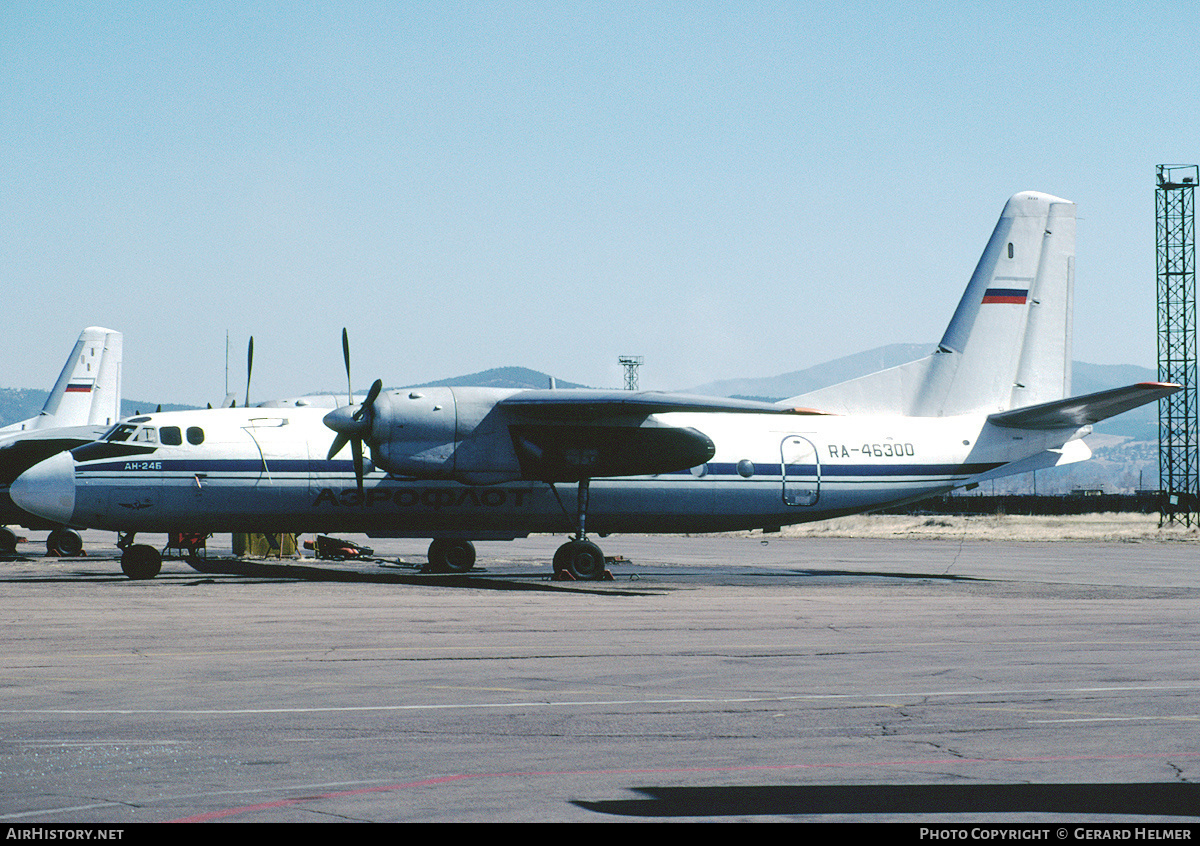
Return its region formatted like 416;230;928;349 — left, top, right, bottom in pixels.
760;512;1200;542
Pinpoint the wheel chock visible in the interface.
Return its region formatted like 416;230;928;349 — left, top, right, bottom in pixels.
550;568;615;582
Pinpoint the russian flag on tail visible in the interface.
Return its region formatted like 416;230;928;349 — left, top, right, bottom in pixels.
981;287;1028;304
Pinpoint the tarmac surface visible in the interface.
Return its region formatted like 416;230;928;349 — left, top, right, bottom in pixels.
1;528;1199;824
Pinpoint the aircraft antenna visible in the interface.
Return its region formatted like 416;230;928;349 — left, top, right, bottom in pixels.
1156;164;1199;526
619;355;643;391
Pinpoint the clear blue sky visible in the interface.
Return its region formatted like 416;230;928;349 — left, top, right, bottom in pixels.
2;1;1197;406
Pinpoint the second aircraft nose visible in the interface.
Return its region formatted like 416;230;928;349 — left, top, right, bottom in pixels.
11;450;77;526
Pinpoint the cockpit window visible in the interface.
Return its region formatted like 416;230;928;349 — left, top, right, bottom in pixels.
160;426;182;446
187;426;205;445
104;423;138;443
131;427;157;444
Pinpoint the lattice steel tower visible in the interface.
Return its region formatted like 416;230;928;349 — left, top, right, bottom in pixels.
619;355;643;391
1157;164;1199;525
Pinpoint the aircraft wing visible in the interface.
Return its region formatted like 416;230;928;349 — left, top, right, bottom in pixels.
0;425;109;485
495;390;817;482
987;382;1179;430
497;389;824;419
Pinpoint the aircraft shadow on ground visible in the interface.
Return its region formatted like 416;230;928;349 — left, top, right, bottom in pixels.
792;568;985;581
174;557;655;595
574;783;1200;818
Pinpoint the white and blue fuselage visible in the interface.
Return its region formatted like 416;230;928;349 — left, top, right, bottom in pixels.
22;399;1079;540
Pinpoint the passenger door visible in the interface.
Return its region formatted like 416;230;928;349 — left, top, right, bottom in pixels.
781;434;820;507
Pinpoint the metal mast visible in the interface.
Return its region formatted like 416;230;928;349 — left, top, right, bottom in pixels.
619;356;643;391
1157;164;1199;525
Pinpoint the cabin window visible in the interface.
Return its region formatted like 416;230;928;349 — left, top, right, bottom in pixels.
160;426;182;446
1007;242;1014;259
187;426;205;445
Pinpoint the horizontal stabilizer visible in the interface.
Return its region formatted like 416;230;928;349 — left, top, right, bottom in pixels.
987;382;1179;430
969;438;1093;485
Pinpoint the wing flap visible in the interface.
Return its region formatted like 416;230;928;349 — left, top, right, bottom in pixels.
988;382;1179;430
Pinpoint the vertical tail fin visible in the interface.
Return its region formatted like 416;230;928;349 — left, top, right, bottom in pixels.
36;327;123;429
784;192;1075;417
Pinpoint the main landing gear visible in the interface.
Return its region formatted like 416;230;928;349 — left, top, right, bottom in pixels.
552;479;611;581
117;532;161;580
425;539;476;573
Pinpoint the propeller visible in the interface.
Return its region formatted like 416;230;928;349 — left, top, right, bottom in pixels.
324;328;384;498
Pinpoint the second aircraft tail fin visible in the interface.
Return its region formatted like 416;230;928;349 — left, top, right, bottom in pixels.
35;327;123;429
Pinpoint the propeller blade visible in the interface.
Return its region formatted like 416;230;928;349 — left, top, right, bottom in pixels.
324;332;379;503
351;438;364;500
354;379;383;422
327;432;350;461
245;336;254;408
341;328;352;406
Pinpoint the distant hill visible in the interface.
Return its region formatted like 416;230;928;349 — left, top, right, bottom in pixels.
687;344;1159;443
120;400;198;417
687;343;931;400
0;367;582;428
0;389;49;429
410;366;591;391
0;353;1161;433
0;390;197;428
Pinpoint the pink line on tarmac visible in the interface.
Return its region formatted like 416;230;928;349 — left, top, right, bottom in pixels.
167;751;1200;823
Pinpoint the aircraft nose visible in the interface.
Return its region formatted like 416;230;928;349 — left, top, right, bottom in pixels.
11;450;77;525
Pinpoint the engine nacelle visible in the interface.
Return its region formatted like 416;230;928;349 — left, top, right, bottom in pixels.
367;387;525;483
362;386;716;486
370;387;458;478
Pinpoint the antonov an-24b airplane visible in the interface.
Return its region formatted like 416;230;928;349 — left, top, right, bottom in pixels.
12;192;1178;580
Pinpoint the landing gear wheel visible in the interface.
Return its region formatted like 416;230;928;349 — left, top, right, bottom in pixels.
120;544;161;580
426;539;476;573
47;528;83;557
0;527;17;555
554;539;606;581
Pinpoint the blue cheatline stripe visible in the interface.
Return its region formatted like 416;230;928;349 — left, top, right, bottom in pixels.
668;461;1003;478
80;459;358;474
77;458;1006;481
